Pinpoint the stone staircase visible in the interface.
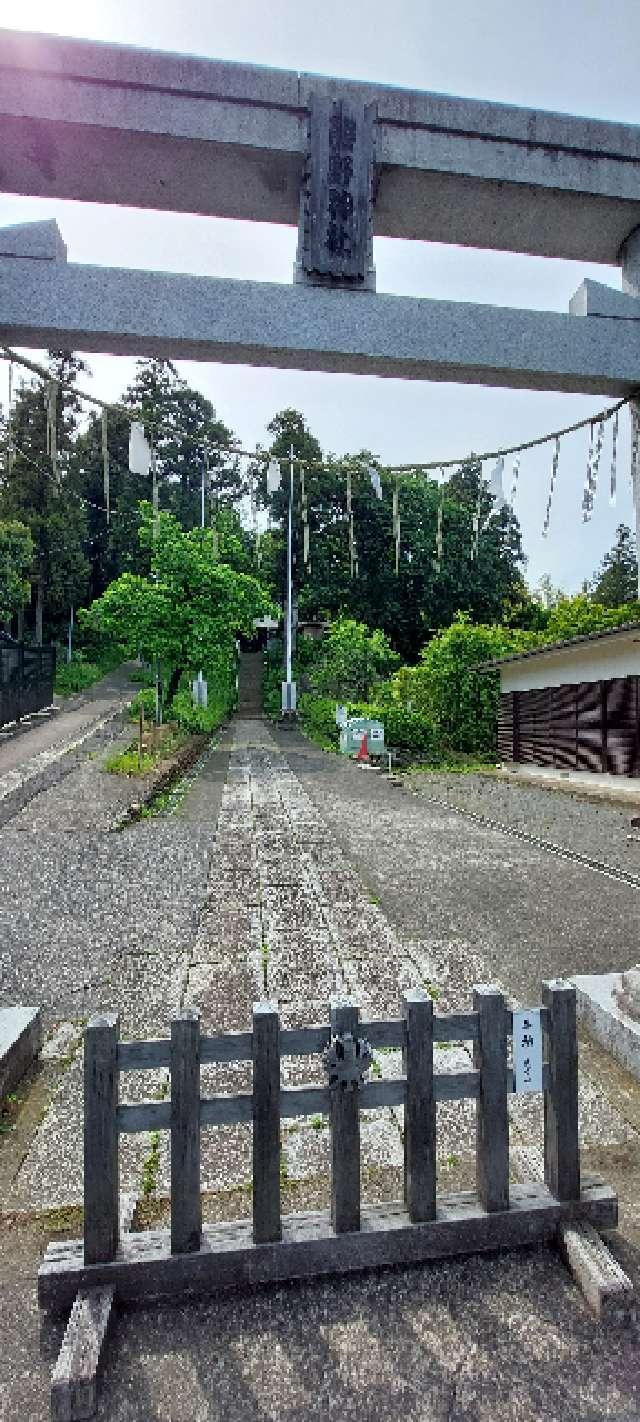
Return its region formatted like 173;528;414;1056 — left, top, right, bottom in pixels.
238;651;264;718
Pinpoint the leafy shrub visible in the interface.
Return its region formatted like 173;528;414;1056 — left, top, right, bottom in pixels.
262;655;282;716
128;687;158;722
403;615;535;755
167;687;231;734
350;700;441;755
129;663;156;686
543;594;640;643
54;653;102;697
298;694;341;749
309;618;399;701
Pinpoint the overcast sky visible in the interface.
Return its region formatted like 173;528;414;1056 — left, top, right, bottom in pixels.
2;0;640;594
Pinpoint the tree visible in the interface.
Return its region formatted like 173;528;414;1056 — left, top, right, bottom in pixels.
591;524;639;607
257;427;530;661
308;617;400;700
79;504;274;701
531;574;566;609
542;593;640;643
122;359;242;530
402;614;535;754
0;519;34;625
0;354;90;641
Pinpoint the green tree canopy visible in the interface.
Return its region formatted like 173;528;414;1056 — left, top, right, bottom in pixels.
396;614;535;754
79;504;274;692
0;353;90;638
308;617;400;700
0;519;34;622
590;524;639;607
542;593;640;643
255;415;530;661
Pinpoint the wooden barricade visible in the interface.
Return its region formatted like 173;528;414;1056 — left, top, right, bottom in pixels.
39;979;616;1321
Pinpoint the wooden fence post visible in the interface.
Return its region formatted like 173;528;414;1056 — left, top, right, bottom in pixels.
252;1001;281;1244
403;989;436;1222
473;986;509;1213
330;1000;361;1234
171;1008;202;1255
84;1014;119;1265
542;980;580;1201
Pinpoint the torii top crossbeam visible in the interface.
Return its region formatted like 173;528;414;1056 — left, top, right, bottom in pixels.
2;27;640;263
2;28;640;395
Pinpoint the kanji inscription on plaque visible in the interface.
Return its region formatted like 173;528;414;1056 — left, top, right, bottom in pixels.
513;1008;543;1094
302;95;376;286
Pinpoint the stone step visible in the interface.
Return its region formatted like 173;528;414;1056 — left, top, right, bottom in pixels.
0;1005;43;1100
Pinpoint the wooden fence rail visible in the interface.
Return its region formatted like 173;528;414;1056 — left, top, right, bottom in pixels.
40;981;617;1319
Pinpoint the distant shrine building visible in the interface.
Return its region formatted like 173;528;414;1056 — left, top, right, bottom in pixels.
486;624;640;776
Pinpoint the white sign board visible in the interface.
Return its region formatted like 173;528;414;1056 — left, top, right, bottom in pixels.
512;1008;543;1094
335;705;348;726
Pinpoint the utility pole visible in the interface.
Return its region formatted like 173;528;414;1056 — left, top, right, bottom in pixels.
195;450;208;710
282;444;296;714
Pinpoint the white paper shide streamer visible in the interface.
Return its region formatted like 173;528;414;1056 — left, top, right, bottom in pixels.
128;422;151;477
510;455;520;508
609;410;619;506
582;423;596;522
436;499;444;569
392;482;400;574
266;458;281;495
542;437;560;538
368;465;382;500
487;456;508;513
6;361;14;477
471;466;482;560
301;467;310;567
346;469;356;578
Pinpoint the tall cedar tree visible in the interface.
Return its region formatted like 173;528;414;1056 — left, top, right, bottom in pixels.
591;524;639;607
0;353;90;641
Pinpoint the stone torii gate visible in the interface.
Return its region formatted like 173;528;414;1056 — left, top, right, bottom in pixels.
2;26;640;398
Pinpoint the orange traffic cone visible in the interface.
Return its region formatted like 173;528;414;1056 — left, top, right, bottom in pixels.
356;731;369;763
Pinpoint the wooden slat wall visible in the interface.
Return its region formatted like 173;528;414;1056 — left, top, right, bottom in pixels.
497;692;515;761
504;676;640;778
605;677;640;775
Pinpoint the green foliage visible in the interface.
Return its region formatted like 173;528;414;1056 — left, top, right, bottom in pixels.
350;699;440;754
168;687;232;734
543;593;640;642
105;746;157;775
407;615;534;755
105;724;187;775
308;617;399;700
0;355;91;635
590;525;638;607
128;687;158;722
253;416;529;661
0;519;33;620
80;505;274;697
298;694;341;749
54;652;102;697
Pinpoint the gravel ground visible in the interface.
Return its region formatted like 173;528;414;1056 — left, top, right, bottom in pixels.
283;735;640;1006
412;770;640;880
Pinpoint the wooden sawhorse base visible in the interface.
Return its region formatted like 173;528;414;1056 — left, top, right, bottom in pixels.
41;1181;621;1419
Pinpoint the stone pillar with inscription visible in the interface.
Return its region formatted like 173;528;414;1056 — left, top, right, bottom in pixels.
295;95;377;291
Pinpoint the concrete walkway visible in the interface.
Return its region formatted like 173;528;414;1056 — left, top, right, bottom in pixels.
0;663;140;779
497;761;640;806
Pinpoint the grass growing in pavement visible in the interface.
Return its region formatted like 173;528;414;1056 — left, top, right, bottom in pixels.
105;723;188;776
142;1132;161;1196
